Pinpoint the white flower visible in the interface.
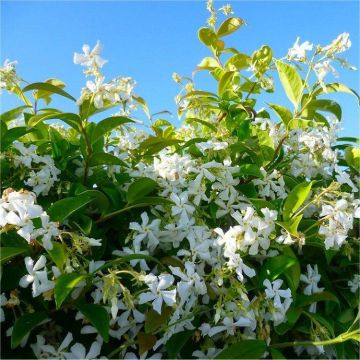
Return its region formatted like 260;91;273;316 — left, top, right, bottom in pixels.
170;192;195;227
19;256;53;297
314;61;338;91
193;348;220;359
348;274;360;293
138;274;177;314
129;212;161;251
263;279;292;309
74;41;107;68
322;32;351;54
169;261;207;306
36;332;73;359
113;244;150;270
300;264;324;313
64;340;102;359
288;37;313;61
208;316;252;337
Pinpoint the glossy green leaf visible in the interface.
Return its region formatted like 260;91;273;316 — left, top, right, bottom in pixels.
91;116;134;144
54;273;88;308
89;152;128;167
166;330;193;359
11;312;49;348
268;103;293;126
215;340;267;359
0;105;29;123
225;53;251;71
198;27;217;46
237;164;264;178
218;71;235;97
259;255;297;285
275;60;303;108
46;242;67;270
295;291;340;307
217;17;245;37
185;117;217;132
0;247;28;264
1;127;35;150
127;177;158;204
306;99;342;120
283;181;313;221
75;303;110;342
22;82;76;102
313;83;360;104
48;194;94;222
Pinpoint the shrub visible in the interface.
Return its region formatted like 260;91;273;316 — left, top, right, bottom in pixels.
1;2;359;359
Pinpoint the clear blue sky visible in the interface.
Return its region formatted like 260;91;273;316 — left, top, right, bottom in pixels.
1;0;359;135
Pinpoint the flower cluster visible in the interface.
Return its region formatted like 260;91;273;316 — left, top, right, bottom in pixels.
1;6;359;360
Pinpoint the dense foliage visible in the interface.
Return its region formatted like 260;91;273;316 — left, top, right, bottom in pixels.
1;3;359;359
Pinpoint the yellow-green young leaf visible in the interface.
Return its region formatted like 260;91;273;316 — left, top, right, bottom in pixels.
127;177;158;204
1;127;36;151
345;147;360;169
197;57;220;70
215;340;267;359
268;103;293;126
218;71;235;97
277;214;303;236
28;111;62;127
283;181;313;221
275;60;303;108
47;195;94;222
11;312;50;348
251;45;272;76
75;303;110;342
133;95;150;119
0;105;29;123
198;27;217;46
224;53;251;71
0;247;28;264
217;17;245;38
35;78;66;105
54;273;88;308
313;82;360;104
185;118;217;132
22;82;76;102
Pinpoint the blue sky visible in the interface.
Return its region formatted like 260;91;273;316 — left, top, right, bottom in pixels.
1;0;359;135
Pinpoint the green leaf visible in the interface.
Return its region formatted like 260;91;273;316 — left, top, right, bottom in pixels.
345;147;360;169
138;332;157;356
46;242;67;270
75;303;110;342
0;105;29;123
304;311;335;337
11;312;49;348
22;82;76;102
312;83;360;104
197;56;220;70
217;17;245;37
218;71;235;97
237;164;264;178
0;247;28;264
47;194;94;222
127;178;158;204
306;99;342;120
337;137;360;144
259;255;297;285
270;348;286;359
215;340;267;359
54;273;88;308
275;60;303;108
133;95;150;118
1;127;35;150
283;181;313;221
28;110;62;127
91;116;134;144
225;53;251;71
185;117;217;132
277;214;303;236
166;330;193;359
198;27;217;46
295;291;340;307
144;307;172;334
282;247;301;293
74;189;110;212
89;152;128;167
268;103;293;126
